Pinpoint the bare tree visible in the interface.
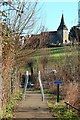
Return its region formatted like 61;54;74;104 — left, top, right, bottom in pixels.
2;0;41;35
0;0;44;116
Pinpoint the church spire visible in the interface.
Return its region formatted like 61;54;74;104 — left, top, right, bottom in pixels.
57;14;68;30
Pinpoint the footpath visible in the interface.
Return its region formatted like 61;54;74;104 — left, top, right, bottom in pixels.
13;91;58;119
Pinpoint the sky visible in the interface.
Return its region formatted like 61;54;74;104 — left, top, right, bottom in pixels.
1;0;79;34
41;1;78;32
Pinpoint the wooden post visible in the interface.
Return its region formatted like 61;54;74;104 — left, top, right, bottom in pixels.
38;71;44;101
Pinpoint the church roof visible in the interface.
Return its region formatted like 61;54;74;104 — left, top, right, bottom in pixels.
41;31;57;36
57;14;68;30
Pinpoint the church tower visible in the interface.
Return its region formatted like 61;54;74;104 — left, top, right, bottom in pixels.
57;14;68;44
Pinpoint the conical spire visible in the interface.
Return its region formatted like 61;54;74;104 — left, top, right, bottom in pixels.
57;14;68;30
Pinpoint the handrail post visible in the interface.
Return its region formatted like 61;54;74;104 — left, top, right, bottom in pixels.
38;71;44;101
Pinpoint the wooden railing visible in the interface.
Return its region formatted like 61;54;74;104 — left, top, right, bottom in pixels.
64;102;80;112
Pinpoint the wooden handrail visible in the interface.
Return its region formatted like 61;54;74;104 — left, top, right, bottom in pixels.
64;102;80;112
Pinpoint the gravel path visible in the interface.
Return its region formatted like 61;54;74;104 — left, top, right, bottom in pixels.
13;91;56;119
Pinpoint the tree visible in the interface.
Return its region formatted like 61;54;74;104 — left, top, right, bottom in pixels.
2;1;40;34
1;0;43;116
69;26;80;45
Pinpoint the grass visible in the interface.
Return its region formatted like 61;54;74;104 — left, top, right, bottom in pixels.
27;46;79;65
48;102;80;120
26;89;53;94
32;47;65;58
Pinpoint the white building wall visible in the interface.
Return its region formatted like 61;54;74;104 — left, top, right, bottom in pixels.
63;30;68;44
57;30;68;44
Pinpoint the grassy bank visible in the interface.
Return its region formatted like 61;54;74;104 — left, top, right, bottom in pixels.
48;102;80;120
27;46;79;62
